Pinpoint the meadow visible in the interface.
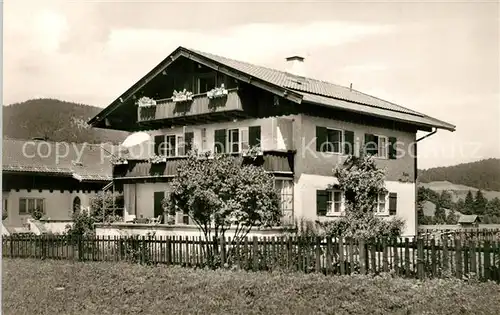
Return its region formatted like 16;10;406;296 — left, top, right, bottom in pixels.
3;258;500;315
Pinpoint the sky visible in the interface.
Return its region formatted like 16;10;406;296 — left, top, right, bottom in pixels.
3;0;499;169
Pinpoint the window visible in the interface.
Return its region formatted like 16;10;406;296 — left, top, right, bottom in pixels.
201;128;207;152
19;198;44;215
228;129;239;153
165;135;176;157
364;134;388;158
73;197;81;214
197;73;216;93
376;192;388;214
275;179;294;220
316;127;354;154
327;190;344;215
316;190;344;216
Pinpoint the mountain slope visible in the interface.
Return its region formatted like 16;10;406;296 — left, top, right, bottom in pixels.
3;98;128;144
418;158;500;191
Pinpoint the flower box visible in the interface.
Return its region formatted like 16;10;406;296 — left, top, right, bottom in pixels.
149;155;167;164
207;84;228;99
172;89;193;103
137;96;157;107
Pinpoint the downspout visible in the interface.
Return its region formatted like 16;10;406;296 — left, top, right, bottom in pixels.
414;127;438;181
414;127;437;235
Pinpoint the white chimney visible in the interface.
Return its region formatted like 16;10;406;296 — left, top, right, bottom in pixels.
285;56;305;77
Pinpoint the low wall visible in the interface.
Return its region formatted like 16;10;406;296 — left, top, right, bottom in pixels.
39;220;73;234
95;223;291;238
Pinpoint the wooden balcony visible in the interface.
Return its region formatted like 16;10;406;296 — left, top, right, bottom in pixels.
138;88;243;123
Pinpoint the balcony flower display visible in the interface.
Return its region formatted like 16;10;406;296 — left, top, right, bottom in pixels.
149;154;167;164
242;145;263;159
207;84;228;99
137;96;157;107
172;89;193;102
111;156;128;165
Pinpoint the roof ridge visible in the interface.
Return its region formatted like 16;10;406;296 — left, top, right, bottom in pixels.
186;47;424;113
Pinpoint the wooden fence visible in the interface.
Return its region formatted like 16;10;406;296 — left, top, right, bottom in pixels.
2;235;499;282
418;229;500;242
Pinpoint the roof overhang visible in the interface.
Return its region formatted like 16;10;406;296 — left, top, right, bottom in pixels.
301;92;456;132
88;46;303;128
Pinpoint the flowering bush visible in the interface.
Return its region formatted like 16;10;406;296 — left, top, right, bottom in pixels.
320;153;405;239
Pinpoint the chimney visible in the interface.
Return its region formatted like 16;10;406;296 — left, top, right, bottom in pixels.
285;56;305;77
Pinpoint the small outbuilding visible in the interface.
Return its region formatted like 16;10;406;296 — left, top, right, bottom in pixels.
458;215;481;227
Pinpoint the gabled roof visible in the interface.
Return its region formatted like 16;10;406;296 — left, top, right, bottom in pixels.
2;138;114;182
458;214;480;224
89;46;455;132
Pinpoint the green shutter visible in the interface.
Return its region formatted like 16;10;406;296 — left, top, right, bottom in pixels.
184;132;194;154
316;126;327;152
154;191;165;218
389;192;397;215
214;129;226;153
249;126;261;148
389;137;397;159
344;130;354;155
154;135;164;155
316;190;328;216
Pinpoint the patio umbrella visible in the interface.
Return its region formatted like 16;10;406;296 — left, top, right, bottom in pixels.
121;132;151;148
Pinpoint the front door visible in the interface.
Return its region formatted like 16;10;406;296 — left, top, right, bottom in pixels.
153;191;165;219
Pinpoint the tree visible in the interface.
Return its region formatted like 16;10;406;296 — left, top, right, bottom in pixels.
164;150;281;267
485;197;500;217
320;153;405;239
453;198;466;214
446;209;459;224
434;203;446;224
464;190;475;214
438;190;453;209
474;190;487;215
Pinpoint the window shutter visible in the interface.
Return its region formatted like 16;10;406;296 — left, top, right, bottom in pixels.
154;135;164;155
389;137;397;159
316;126;327;152
184;132;194;154
364;133;377;156
344;130;354;155
214;129;226;153
316;190;328;216
154;191;165;218
389;192;397;215
248;126;261;148
177;136;184;156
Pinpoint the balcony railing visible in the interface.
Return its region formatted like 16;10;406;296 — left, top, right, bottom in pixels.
138;88;243;122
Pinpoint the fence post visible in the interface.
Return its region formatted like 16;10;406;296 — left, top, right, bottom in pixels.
252;237;258;272
359;239;366;274
455;238;462;279
220;236;226;266
166;237;171;266
315;237;321;273
484;240;491;280
10;235;14;258
417;238;424;279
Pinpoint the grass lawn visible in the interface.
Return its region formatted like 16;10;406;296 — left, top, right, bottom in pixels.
3;259;500;315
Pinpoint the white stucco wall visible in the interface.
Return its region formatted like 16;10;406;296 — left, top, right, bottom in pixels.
293;174;416;236
2;189;97;227
126;116;298;159
123;182;171;219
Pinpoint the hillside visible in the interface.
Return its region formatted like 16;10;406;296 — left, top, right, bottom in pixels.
3;99;128;144
418;158;500;191
418;181;500;202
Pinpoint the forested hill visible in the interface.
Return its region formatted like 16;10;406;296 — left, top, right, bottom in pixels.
3;98;128;144
418;158;500;191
